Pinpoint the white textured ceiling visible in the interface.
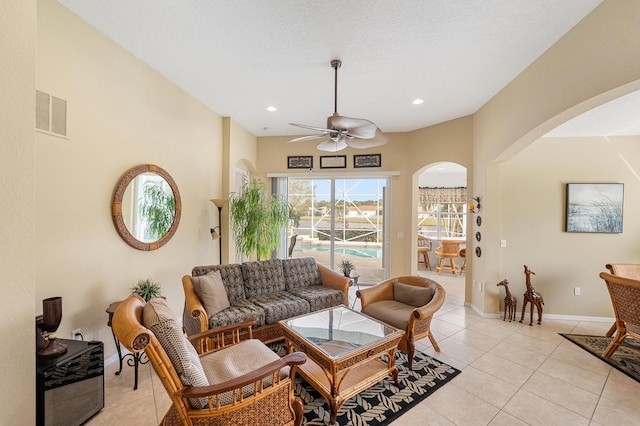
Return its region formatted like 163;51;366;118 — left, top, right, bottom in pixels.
58;0;607;138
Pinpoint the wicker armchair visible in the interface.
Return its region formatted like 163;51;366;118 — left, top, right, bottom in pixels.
604;264;640;336
599;272;640;358
112;296;306;426
357;276;445;369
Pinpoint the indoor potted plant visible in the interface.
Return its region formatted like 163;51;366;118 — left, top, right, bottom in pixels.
339;259;354;277
229;178;289;260
130;278;162;302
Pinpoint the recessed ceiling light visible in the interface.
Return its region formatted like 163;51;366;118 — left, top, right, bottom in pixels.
412;98;424;105
266;106;277;112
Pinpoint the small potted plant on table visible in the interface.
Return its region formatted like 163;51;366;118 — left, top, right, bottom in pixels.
130;278;162;302
339;260;354;277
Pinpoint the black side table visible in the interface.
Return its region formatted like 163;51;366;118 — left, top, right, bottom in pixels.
106;301;149;390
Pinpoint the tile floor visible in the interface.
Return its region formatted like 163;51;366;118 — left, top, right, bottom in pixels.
88;271;640;425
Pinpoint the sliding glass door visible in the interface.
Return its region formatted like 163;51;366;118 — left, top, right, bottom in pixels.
287;177;388;284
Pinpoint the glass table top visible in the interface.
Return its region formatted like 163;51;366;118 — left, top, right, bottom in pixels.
281;306;399;358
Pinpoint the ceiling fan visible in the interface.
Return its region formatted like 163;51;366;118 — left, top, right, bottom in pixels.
289;59;388;152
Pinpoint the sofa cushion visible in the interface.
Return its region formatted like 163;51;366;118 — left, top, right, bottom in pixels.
394;281;434;307
287;285;344;311
207;299;266;330
200;339;287;406
249;292;310;324
362;300;413;331
282;257;323;290
192;264;246;303
143;298;209;408
241;259;286;298
191;270;230;316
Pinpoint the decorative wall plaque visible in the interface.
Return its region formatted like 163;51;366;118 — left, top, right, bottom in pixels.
320;155;347;169
353;154;381;168
287;156;313;169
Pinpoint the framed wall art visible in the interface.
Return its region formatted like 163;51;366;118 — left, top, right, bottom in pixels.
353;154;381;168
287;156;313;169
320;155;347;169
565;183;623;233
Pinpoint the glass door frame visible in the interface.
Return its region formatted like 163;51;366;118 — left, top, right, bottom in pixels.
272;172;394;283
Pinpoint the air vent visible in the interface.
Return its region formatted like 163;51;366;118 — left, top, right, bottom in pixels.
36;90;67;137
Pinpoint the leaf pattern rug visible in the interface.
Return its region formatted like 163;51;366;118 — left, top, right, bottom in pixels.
559;334;640;384
270;342;461;425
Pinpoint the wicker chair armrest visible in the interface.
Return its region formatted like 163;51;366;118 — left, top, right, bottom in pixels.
182;352;307;399
412;286;446;320
112;295;152;353
182;275;208;333
318;263;352;305
356;280;394;310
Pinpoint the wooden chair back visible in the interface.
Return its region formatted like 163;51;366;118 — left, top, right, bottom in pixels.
435;240;461;258
417;235;431;250
606;263;640;279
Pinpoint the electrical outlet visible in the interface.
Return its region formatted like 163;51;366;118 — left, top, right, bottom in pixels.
574;287;581;296
500;239;507;248
72;328;82;340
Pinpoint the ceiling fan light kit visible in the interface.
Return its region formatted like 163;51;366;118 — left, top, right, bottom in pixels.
289;59;388;152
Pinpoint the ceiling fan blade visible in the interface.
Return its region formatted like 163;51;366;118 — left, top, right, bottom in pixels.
317;138;348;152
289;122;333;133
345;129;389;149
329;115;378;139
288;134;328;143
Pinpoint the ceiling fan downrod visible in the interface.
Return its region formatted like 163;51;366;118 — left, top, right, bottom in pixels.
331;59;341;116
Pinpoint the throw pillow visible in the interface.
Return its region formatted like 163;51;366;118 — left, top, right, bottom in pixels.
394;281;434;307
192;270;230;316
143;297;209;408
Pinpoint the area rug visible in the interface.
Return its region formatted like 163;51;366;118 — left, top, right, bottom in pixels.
559;334;640;384
270;342;461;425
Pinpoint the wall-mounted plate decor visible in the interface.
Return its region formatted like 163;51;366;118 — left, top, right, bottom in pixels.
476;246;482;257
476;216;482;226
475;231;481;242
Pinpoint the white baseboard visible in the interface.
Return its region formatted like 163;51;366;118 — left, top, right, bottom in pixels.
465;302;614;323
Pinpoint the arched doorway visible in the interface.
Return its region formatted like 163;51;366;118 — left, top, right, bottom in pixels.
415;162;468;275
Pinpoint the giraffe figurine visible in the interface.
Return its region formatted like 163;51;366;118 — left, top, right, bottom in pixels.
519;265;544;326
496;279;517;322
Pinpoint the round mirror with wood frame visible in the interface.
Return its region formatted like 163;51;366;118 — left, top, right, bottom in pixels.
112;164;182;251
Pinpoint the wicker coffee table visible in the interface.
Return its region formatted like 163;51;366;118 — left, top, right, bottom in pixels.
279;305;403;424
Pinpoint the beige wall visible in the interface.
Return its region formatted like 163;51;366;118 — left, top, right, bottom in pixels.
223;117;257;264
257;117;473;278
473;0;640;315
36;0;224;359
1;1;36;423
499;136;640;318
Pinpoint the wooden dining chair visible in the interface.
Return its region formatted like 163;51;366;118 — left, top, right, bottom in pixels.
417;235;432;270
599;272;640;358
434;240;461;276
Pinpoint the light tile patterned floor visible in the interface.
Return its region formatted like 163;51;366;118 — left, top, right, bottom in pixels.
87;270;640;425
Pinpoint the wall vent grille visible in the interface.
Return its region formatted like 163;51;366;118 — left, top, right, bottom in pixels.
36;90;67;137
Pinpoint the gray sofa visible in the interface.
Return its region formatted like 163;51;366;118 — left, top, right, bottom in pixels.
182;257;352;344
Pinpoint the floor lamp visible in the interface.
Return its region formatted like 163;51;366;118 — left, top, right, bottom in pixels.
210;198;227;264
